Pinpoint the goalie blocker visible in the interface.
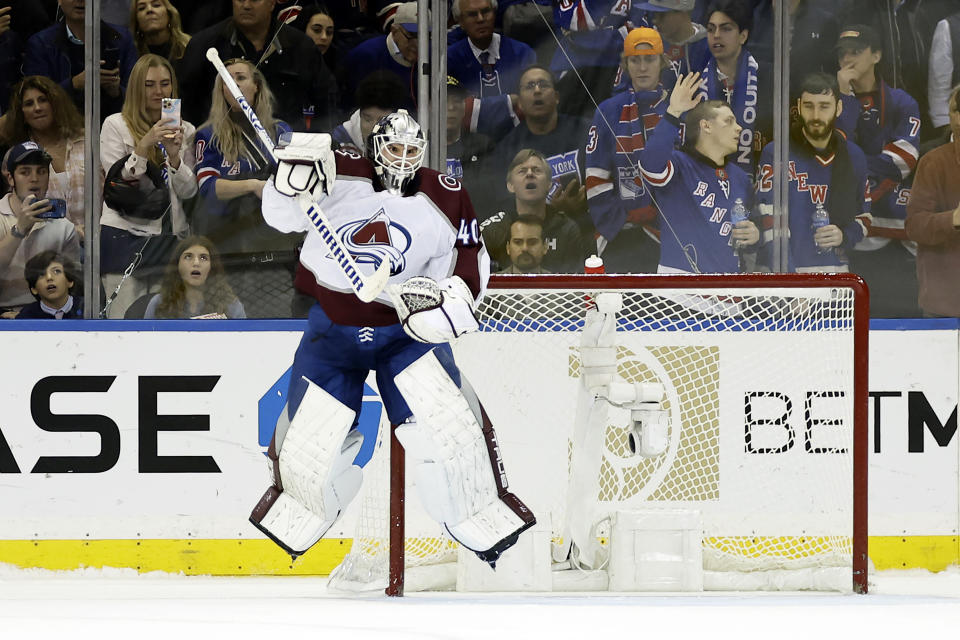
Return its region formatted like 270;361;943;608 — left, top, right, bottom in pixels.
250;350;535;567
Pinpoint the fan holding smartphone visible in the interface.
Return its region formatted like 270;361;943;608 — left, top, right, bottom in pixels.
99;54;198;319
0;141;82;317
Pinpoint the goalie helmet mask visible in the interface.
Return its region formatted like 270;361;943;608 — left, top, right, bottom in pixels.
367;109;427;195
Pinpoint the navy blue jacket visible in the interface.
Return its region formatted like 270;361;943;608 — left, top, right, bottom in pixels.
23;21;137;118
447;35;536;98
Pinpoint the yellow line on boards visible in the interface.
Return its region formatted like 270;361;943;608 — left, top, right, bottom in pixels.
0;539;352;576
0;536;956;575
869;536;960;572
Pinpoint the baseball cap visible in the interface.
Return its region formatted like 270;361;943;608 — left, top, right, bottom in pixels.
836;24;881;52
623;27;664;57
394;2;430;34
3;141;52;173
635;0;695;12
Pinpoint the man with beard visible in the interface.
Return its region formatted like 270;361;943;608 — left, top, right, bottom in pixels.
497;215;550;274
637;72;759;274
756;72;870;272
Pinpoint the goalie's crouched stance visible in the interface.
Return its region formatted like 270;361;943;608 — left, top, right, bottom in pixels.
249;284;535;567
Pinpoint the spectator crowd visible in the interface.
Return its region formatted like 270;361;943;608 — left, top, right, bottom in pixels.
1;0;959;319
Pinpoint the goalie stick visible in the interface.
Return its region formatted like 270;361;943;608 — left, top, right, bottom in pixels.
204;47;390;303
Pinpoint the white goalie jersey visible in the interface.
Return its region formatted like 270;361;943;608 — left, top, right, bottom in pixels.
262;147;490;327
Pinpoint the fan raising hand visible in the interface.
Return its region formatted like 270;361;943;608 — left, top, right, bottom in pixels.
667;72;705;119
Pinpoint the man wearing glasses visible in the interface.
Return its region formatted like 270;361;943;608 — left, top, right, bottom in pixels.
488;65;592;237
447;0;536;99
341;2;425;113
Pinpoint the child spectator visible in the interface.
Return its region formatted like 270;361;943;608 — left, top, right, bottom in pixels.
15;250;83;319
144;235;245;319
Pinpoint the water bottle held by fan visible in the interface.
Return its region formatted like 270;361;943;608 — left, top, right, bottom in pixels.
730;198;749;251
811;203;832;255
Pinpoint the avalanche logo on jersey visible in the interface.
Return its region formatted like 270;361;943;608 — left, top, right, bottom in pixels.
338;208;411;276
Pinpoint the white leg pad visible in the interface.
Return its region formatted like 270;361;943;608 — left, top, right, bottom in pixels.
394;351;535;566
250;379;363;557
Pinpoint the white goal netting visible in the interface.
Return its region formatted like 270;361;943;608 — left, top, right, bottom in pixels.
329;276;867;593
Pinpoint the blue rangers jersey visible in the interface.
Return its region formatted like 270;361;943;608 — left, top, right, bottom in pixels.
195;120;293;218
637;117;755;274
756;132;871;272
585;87;670;243
836;79;920;248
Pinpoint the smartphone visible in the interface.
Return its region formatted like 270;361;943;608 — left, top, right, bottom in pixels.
101;47;120;70
36;198;67;220
161;98;182;128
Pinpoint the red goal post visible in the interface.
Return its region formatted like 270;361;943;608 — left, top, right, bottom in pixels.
331;273;869;596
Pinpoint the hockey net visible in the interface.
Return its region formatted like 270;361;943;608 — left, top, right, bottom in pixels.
328;274;868;595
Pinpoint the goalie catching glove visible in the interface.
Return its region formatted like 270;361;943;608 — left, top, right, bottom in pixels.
389;276;480;343
274;132;336;200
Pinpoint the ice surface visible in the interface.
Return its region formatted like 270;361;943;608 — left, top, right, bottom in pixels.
1;565;958;640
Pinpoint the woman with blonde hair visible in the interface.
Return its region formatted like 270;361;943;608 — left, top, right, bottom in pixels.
99;53;198;319
0;76;86;232
144;235;245;319
194;58;301;318
129;0;191;62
